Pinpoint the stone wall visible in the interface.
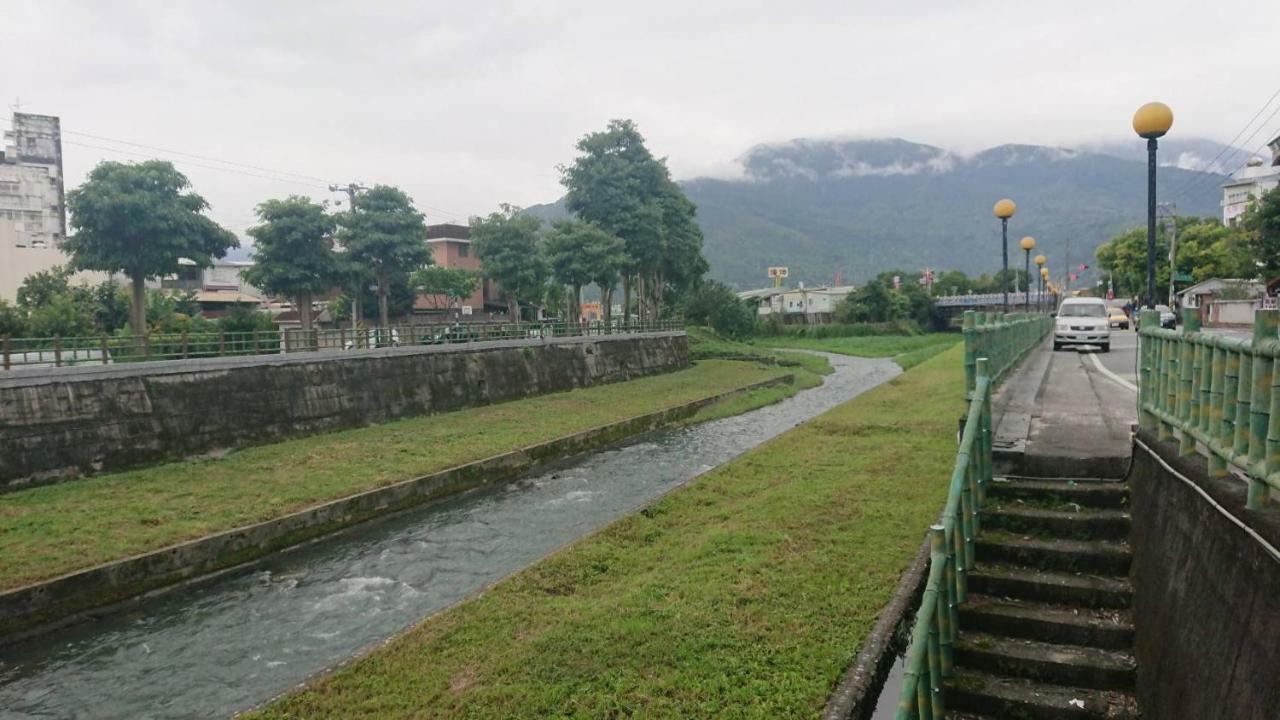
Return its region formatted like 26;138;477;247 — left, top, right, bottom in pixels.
1130;430;1280;720
0;332;688;488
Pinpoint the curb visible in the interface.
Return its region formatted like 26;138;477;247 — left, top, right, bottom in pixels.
0;372;794;645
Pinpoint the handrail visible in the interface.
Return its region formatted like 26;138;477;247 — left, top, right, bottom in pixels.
0;318;685;371
962;310;1054;397
1139;306;1280;510
896;358;993;719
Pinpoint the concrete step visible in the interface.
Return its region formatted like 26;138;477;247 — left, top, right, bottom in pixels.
947;668;1140;719
976;535;1131;575
968;564;1132;609
954;632;1136;690
959;593;1134;651
984;505;1130;541
987;477;1129;510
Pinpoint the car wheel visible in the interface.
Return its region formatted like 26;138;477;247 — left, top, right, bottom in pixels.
1100;343;1110;353
1053;342;1062;351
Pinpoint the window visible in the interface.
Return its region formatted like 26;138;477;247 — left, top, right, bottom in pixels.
458;244;468;258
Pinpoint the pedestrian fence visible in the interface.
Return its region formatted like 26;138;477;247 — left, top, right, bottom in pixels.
0;318;683;371
895;312;1051;718
1139;307;1280;510
962;310;1055;397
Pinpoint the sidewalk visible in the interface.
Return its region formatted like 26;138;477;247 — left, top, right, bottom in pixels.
992;339;1135;478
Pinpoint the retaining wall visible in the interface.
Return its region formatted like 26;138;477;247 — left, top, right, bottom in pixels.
0;332;688;488
1130;430;1280;720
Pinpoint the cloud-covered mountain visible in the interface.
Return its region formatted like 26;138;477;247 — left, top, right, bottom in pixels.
527;137;1227;290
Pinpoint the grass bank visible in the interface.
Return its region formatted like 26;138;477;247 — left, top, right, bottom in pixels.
758;332;960;370
0;359;812;592
251;344;966;719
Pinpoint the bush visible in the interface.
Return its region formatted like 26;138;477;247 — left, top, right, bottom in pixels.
755;320;920;338
682;280;757;338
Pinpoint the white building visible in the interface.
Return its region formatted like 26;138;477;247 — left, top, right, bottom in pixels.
738;285;856;323
0;112;84;302
1222;134;1280;225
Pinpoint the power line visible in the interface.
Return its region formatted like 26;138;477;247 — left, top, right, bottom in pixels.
61;139;334;190
1168;98;1280;204
1166;85;1280;196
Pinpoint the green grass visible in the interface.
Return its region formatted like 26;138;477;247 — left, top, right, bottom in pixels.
758;333;961;369
251;344;967;720
0;360;805;592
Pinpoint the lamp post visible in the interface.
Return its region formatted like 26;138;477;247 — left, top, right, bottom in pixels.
993;198;1016;315
1034;253;1047;312
1133;102;1173;309
1041;266;1051;312
1019;236;1036;312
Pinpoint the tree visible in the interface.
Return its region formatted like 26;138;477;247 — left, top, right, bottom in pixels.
682;280;756;338
1241;187;1280;280
16;266;73;311
560;119;707;323
339;185;430;329
0;300;25;337
244;196;338;331
1096;216;1254;299
64;160;236;335
412;266;480;311
544;220;624;323
471;205;547;321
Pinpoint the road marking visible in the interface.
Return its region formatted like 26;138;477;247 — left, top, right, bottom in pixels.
1087;352;1137;393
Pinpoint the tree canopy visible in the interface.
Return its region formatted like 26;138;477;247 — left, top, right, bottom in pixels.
1242;187;1280;280
339;185;430;328
1095;216;1257;300
544;220;626;322
245;196;338;330
471;205;547;321
64;160;236;332
412;266;480;310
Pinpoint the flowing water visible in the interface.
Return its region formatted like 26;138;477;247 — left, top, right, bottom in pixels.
0;354;899;719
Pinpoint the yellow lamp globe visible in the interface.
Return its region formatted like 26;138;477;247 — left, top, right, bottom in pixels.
993;198;1016;219
1040;267;1050;278
1020;236;1036;252
1034;254;1047;266
1133;102;1173;139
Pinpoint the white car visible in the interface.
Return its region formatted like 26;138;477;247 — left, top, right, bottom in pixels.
1054;297;1111;353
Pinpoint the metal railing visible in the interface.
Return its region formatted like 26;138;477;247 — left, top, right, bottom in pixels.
1139;306;1280;509
962;310;1054;397
935;291;1055;308
0;318;683;371
895;357;994;719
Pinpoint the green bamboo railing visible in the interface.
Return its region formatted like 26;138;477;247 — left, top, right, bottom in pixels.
895;312;1051;719
962;310;1054;398
895;357;993;719
1139;306;1280;510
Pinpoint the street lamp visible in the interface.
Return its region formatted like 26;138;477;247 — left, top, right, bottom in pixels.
1034;253;1047;312
1133;101;1173;309
993;198;1016;315
1041;266;1052;311
1019;236;1036;312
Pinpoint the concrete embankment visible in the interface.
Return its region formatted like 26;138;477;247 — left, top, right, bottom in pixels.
0;332;687;489
1130;430;1280;720
0;370;788;643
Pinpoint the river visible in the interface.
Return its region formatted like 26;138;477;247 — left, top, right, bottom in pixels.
0;353;899;719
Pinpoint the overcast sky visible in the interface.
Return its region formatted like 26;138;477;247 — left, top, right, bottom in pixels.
4;0;1279;241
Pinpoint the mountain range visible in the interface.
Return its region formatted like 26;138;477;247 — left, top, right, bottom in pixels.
526;137;1234;290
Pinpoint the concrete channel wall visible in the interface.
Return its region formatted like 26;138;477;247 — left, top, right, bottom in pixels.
1130;430;1280;720
0;332;688;489
0;371;792;643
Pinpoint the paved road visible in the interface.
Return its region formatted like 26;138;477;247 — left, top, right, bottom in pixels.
1087;329;1140;391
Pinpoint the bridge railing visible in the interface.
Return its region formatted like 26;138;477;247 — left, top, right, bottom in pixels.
895;358;994;719
1139;306;1280;510
962;310;1054;397
0;318;683;371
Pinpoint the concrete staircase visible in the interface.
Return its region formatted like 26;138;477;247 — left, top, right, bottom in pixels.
946;477;1141;719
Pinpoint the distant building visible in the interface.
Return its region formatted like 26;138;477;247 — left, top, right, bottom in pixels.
1177;277;1265;327
738;285;856;324
416;223;504;320
0;112;88;302
1222;134;1280;225
162;259;263;317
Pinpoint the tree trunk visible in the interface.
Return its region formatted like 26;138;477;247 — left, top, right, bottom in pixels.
622;276;631;330
654;268;665;320
297;291;313;331
351;281;363;330
636;274;647;324
377;270;390;330
508;293;519;322
571;283;581;324
130;271;147;343
601;286;613;332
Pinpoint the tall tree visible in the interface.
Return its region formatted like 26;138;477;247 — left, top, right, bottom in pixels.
64;160;236;334
560;119;707;323
339;185;430;329
244;196;338;331
544;220;623;323
471;205;546;321
1242;187;1280;280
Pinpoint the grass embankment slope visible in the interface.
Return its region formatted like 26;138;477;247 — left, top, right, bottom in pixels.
759;332;960;370
0;359;810;592
252;344;966;720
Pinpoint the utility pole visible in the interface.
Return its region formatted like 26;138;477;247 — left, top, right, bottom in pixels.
1159;202;1177;308
330;183;367;333
1063;236;1072;297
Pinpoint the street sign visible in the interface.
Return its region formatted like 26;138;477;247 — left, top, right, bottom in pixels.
1173;272;1193;283
461;305;473;316
767;266;789;278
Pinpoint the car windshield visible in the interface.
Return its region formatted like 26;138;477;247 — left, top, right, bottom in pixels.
1059;304;1106;318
